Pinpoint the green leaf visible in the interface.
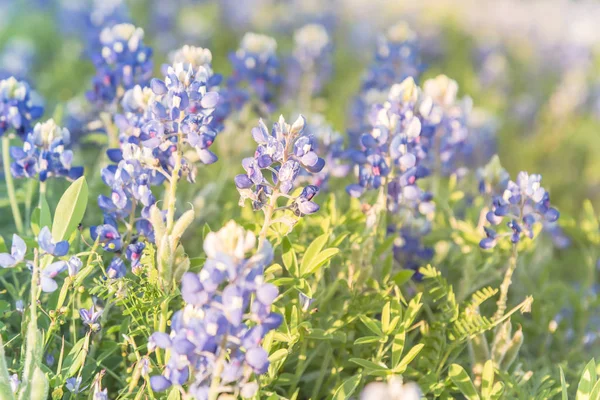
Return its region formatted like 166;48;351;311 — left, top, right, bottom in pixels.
349;358;389;373
39;194;51;230
382;302;391;334
52;177;88;242
481;360;494;399
268;349;288;363
590;380;600;400
300;233;328;275
394;343;424;373
354;336;382;345
30;195;52;236
449;364;480;400
167;387;181;400
302;248;340;276
560;367;568;400
282;237;299;277
30;208;41;236
391;330;406;368
0;336;15;400
333;375;362;400
392;270;415;286
359;315;384;337
576;359;597;400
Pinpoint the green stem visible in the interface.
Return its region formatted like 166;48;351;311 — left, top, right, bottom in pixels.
208;336;228;400
3;136;23;233
494;244;519;321
156;300;170;366
258;192;279;250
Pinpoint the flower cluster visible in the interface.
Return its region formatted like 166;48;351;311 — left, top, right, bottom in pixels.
226;33;280;112
347;77;430;201
0;77;43;137
165;46;224;132
94;51;221;278
284;23;333;100
234;115;324;216
87;23;153;106
10;119;83;181
349;22;421;142
480;171;560;249
149;221;282;397
348;77;435;275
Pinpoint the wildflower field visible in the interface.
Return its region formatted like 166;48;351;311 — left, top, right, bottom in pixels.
1;0;600;399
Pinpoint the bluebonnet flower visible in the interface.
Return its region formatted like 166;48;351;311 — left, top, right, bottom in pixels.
106;257;126;279
234;115;324;214
0;77;43;137
41;261;68;293
347;77;429;200
38;226;69;257
67;256;82;277
126;242;145;272
66;376;84;394
144;61;221;173
347;77;435;276
10;119;84;182
15;300;24;313
349;23;421;143
226;33;280;112
284;24;332;101
80;305;103;332
9;374;19;394
90;217;122;252
0;234;26;268
150;221;282;396
45;353;55;366
87;24;153;107
480;172;560;249
166;46;224;131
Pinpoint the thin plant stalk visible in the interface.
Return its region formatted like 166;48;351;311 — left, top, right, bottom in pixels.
3;135;23;233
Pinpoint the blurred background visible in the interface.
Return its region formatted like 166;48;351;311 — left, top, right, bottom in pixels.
1;0;599;214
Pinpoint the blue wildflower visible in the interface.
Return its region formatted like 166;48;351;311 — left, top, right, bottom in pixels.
480;171;560;249
38;226;69;257
87;24;153;106
226;33;280;112
235;115;324;214
0;234;26;268
80;305;103;332
150;222;281;395
0;77;43;137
